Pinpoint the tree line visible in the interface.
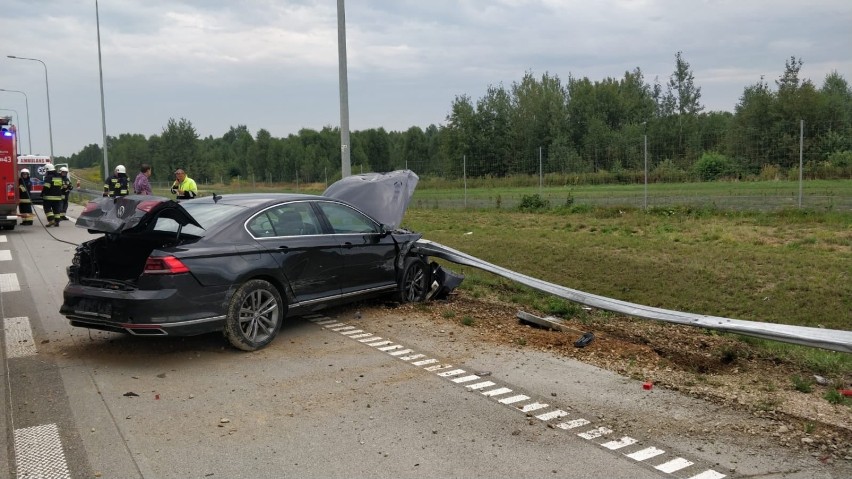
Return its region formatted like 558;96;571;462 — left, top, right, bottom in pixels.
61;53;851;185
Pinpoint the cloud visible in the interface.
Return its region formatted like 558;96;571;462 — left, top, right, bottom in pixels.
1;0;849;156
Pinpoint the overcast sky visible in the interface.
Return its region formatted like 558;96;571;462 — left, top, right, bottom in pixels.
1;0;850;157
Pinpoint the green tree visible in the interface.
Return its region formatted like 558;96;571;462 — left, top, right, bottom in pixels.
159;118;200;180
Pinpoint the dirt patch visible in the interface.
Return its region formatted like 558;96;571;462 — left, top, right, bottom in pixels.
354;292;852;462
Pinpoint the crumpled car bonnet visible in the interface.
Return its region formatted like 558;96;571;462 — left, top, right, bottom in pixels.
323;170;419;229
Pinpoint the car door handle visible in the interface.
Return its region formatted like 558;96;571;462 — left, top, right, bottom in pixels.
278;245;289;251
343;242;353;249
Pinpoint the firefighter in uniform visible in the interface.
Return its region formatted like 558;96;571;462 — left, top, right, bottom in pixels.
18;169;34;226
42;163;64;227
103;164;130;198
58;166;73;221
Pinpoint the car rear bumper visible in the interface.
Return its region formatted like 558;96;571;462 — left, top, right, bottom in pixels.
60;281;230;336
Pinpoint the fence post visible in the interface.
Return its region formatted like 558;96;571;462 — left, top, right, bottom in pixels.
539;146;543;194
463;154;467;208
798;119;803;208
644;130;648;210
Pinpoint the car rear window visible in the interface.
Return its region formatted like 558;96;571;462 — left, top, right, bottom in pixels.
153;202;245;237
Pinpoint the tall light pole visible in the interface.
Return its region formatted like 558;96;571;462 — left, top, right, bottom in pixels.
337;0;351;178
7;55;54;159
0;108;20;154
0;88;33;154
96;0;110;178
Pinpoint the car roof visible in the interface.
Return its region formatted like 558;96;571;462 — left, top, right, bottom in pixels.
189;193;336;207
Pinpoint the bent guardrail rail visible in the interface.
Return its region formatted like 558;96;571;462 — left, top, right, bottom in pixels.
413;239;852;353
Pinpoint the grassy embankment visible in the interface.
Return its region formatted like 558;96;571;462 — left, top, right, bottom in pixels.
74;166;851;374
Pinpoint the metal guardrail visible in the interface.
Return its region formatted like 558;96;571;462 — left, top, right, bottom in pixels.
413;239;852;353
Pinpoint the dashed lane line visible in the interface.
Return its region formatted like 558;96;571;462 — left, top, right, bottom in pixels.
0;272;20;292
13;423;71;479
3;272;73;478
0;249;11;261
4;316;38;358
310;316;727;479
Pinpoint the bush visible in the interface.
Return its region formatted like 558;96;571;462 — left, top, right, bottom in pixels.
827;150;852;168
693;152;737;181
518;194;550;211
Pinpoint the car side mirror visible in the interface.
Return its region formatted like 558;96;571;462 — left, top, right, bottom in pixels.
379;224;393;237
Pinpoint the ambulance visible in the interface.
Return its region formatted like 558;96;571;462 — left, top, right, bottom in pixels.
0;116;19;229
17;154;52;203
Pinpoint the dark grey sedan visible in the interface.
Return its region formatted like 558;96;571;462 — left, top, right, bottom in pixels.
60;188;434;351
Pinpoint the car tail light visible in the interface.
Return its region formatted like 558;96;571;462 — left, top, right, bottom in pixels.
6;183;15;201
144;256;189;275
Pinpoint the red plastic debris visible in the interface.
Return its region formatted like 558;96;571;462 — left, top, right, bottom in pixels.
155;393;160;400
642;382;653;390
840;389;852;397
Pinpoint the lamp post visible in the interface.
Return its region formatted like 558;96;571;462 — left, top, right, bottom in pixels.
7;55;54;159
0;108;20;154
0;88;33;154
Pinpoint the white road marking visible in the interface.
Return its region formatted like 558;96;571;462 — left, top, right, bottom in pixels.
14;423;71;479
437;369;467;377
366;340;393;347
349;333;374;339
557;419;590;430
0;273;20;292
340;329;365;335
423;364;454;372
0;235;6;242
465;381;496;390
535;410;568;421
626;447;666;461
451;375;481;383
358;336;382;343
4;316;38;358
688;470;727;479
377;344;404;352
387;348;413;356
400;353;425;361
498;394;530;405
481;387;513;397
601;436;639;450
0;249;11;261
655;457;694;473
578;427;613;439
330;325;356;331
519;402;549;413
313;319;339;325
412;358;439;366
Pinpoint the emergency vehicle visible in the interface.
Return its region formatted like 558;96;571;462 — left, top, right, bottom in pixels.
0;116;19;229
17;154;52;203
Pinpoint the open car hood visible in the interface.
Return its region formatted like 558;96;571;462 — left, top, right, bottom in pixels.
322;170;419;230
75;195;201;235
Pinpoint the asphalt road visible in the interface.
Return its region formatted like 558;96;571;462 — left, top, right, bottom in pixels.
1;202;846;479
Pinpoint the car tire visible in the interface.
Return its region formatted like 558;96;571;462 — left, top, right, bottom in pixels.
399;256;430;303
223;279;284;351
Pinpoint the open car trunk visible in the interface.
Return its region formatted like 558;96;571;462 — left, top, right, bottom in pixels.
69;195;202;288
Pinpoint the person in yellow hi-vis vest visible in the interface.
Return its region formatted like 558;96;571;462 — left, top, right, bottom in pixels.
170;168;198;200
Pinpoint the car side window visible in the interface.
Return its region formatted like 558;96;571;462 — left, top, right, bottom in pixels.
260;202;323;237
316;202;379;234
247;212;275;238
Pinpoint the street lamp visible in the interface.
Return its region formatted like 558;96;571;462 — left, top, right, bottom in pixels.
7;55;54;159
0;108;20;154
0;88;32;154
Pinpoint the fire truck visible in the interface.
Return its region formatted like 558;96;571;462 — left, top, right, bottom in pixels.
0;116;19;229
17;154;52;203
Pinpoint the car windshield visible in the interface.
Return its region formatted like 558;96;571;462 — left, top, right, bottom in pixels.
152;202;245;237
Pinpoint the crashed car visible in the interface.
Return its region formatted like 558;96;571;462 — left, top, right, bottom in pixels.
60;171;459;351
